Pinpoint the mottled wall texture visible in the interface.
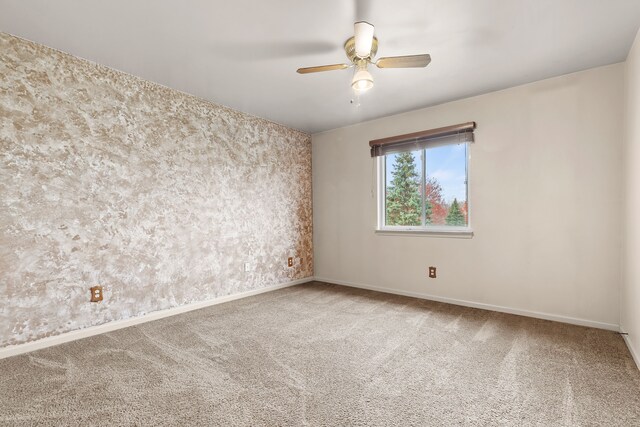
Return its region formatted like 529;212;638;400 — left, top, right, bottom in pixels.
0;33;313;347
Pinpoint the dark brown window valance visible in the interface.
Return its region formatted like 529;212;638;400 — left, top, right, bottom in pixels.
369;121;476;157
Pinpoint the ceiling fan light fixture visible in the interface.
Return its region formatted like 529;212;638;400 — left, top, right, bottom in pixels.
351;66;374;92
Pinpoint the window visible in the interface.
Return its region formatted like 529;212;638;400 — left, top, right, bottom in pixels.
371;122;474;235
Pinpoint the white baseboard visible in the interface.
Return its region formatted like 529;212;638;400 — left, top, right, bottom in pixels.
622;333;640;370
314;276;620;332
3;276;627;364
0;277;313;360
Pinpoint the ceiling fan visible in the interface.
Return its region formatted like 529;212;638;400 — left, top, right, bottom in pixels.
296;21;431;93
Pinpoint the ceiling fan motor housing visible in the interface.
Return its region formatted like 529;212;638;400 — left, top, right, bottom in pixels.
344;36;378;62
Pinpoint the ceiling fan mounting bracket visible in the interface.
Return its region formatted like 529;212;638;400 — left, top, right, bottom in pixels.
344;36;378;63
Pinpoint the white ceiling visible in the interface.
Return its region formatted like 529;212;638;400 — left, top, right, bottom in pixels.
1;1;640;134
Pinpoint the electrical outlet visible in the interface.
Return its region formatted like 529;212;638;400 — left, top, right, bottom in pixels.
428;267;437;279
90;285;103;302
287;257;293;267
243;262;251;272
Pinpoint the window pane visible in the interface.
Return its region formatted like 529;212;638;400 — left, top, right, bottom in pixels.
425;144;468;226
385;150;423;226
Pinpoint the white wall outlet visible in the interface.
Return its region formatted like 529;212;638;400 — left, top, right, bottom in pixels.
243;262;251;272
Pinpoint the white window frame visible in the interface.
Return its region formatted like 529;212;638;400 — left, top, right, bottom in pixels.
375;144;473;238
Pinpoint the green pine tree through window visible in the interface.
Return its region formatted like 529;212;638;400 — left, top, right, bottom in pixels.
386;152;421;226
445;198;466;226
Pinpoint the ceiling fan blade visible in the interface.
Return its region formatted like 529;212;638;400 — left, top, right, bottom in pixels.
297;63;351;74
375;54;431;68
354;21;375;58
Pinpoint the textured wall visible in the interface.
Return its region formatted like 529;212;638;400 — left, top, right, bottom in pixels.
0;33;312;347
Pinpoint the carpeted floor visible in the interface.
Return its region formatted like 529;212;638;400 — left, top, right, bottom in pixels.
1;281;639;426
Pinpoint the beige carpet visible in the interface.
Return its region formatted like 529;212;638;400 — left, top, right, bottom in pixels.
1;282;639;426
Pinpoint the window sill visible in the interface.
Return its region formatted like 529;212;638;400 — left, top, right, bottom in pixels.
375;227;474;238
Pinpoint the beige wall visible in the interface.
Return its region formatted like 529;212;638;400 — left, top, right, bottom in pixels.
312;63;624;328
0;33;313;348
622;29;640;360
